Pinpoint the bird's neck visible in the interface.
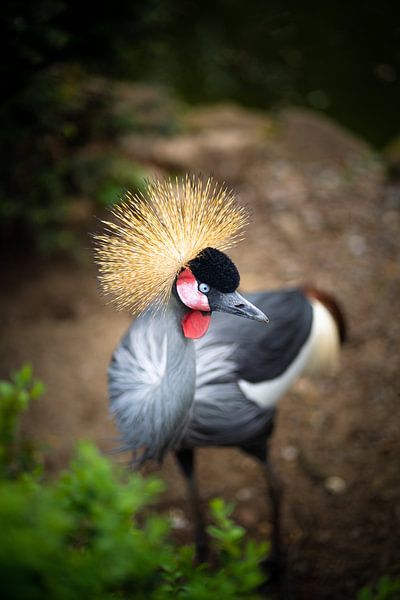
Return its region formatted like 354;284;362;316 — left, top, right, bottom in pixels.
156;296;196;456
165;294;192;345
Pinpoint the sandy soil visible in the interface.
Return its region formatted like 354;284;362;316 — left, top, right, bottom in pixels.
1;99;400;599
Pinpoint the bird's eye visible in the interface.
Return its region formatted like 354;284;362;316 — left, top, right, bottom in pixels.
198;282;210;294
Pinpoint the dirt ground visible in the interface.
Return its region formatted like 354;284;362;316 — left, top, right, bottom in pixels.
1;99;400;599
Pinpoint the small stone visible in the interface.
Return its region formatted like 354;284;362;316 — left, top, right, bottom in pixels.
325;476;347;494
281;445;299;462
347;233;367;256
169;508;189;530
236;487;256;501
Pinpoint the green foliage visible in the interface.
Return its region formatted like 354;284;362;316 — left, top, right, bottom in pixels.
0;364;45;477
0;366;268;599
358;576;400;600
1;1;183;253
71;153;150;208
0;443;267;599
2;0;400;253
2;0;67;92
206;499;268;596
0;442;170;600
0;55;178;253
1;66;81;252
0;66;120;252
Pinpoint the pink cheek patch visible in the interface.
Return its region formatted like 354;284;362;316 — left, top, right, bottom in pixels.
176;268;210;311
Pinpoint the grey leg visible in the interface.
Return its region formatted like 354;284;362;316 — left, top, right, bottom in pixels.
175;448;208;562
263;450;293;600
241;440;292;599
264;449;284;575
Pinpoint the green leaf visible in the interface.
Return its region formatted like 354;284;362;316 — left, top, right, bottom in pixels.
0;367;266;599
30;380;46;400
13;363;33;387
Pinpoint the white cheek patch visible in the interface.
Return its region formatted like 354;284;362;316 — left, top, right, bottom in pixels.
176;268;210;311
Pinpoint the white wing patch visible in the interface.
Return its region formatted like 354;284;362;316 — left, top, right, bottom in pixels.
238;299;340;409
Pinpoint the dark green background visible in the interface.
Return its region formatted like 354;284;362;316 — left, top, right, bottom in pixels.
4;0;399;147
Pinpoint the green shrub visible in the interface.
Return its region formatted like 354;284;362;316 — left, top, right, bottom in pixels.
0;364;45;477
0;64;157;253
358;576;400;600
0;366;268;599
70;153;150;208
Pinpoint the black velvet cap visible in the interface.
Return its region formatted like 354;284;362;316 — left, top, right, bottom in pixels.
188;247;240;293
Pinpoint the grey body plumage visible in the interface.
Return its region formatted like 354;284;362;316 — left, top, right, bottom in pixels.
109;288;315;458
109;295;196;462
181;290;312;447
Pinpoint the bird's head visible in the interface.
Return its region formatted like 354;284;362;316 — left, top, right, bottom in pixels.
94;175;268;336
175;247;268;339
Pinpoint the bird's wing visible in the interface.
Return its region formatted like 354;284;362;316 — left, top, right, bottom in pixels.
180;289;312;448
207;288;313;382
181;339;275;448
183;382;275;447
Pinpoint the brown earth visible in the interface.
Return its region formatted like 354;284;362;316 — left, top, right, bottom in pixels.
1;93;400;599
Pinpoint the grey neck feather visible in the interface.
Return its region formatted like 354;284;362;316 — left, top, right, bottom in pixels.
109;293;197;463
156;295;196;456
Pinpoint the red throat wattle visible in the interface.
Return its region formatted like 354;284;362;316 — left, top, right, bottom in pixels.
181;310;211;339
176;268;211;339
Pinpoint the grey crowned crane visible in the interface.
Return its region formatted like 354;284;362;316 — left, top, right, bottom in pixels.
94;176;346;585
94;175;268;462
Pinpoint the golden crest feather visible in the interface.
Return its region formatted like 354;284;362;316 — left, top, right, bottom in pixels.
93;175;249;315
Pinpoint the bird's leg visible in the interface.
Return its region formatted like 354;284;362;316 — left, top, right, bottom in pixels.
241;440;289;593
263;448;294;600
263;448;284;579
175;448;208;562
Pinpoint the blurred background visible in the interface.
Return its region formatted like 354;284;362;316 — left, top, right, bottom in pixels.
1;1;400;598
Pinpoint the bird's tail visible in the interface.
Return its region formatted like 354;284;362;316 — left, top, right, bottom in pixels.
301;287;347;377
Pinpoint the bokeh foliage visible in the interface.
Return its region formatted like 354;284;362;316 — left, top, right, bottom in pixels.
0;60;154;253
0;365;268;599
1;0;399;251
357;576;400;600
42;0;400;147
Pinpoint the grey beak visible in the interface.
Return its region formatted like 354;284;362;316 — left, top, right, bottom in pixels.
209;290;269;323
